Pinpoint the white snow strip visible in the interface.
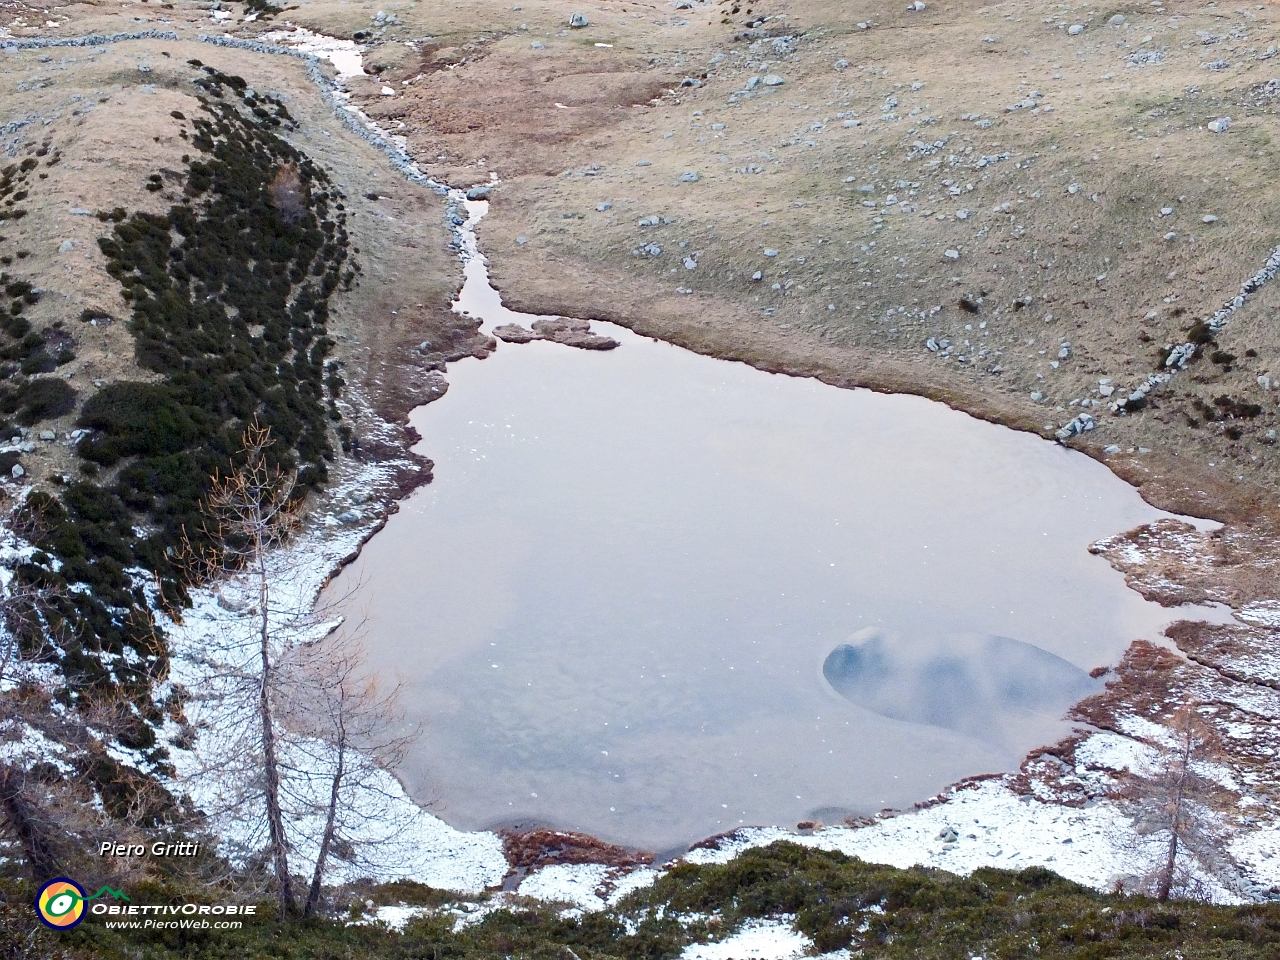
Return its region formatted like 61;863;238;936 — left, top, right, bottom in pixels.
260;25;366;78
518;864;612;912
680;917;811;960
1074;731;1158;775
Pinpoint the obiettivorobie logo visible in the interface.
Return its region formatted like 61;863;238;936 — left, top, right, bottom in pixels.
35;878;129;930
35;877;258;931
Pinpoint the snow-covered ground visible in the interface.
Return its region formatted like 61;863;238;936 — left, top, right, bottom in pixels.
678;918;831;960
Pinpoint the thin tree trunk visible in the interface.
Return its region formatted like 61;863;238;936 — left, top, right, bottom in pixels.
0;764;60;881
1155;831;1178;901
1155;729;1194;901
305;735;345;917
258;559;295;917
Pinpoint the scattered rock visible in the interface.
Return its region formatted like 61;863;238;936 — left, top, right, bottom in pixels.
761;74;785;86
944;248;960;259
1030;391;1045;402
1125;49;1164;66
636;159;651;166
1103;445;1122;454
69;207;93;216
530;40;546;49
908;1;926;10
10;464;23;479
493;323;537;344
638;215;660;226
763;248;779;257
37;430;55;441
1067;23;1084;35
683;255;697;270
834;59;850;69
751;271;763;281
531;317;619;350
1055;412;1096;441
58;239;74;253
1203;214;1219;224
569;11;589;27
679;170;699;182
596;202;612;212
1206;116;1231;133
465;184;491;201
1108;13;1125;24
937;826;959;843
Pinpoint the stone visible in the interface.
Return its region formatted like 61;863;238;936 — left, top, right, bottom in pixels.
58;239;74;253
763;248;779;257
1159;207;1173;216
69;207;93;216
1207;117;1231;133
636;159;652;166
1202;214;1219;223
494;323;537;343
516;236;529;244
761;74;785;86
956;209;971;220
1103;445;1122;454
531;317;618;350
679;170;699;182
1055;413;1096;440
937;826;959;843
1164;232;1178;241
1259;376;1272;391
1058;344;1072;359
38;430;55;441
418;341;433;352
10;464;23;478
465;184;491;201
569;11;589;27
1109;13;1125;23
834;59;850;69
1030;391;1045;402
530;40;546;48
638;215;660;226
944;248;960;259
908;0;926;9
596;202;612;212
751;271;763;281
1067;23;1084;35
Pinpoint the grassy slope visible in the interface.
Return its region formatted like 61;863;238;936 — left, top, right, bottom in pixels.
11;843;1280;959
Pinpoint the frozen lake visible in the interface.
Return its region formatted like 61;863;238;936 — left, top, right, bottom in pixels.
325;201;1221;852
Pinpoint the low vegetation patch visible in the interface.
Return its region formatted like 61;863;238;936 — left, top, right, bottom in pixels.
6;65;357;784
3;843;1275;959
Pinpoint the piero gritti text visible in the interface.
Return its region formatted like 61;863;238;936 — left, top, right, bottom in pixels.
100;841;202;858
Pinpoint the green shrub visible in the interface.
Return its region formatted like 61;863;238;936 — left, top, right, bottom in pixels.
13;377;76;424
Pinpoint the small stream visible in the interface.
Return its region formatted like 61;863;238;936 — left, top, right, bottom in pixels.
324;201;1230;852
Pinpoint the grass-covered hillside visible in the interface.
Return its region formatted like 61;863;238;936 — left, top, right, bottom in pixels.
8;843;1280;960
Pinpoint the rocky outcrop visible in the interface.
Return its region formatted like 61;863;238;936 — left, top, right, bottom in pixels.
495;318;619;350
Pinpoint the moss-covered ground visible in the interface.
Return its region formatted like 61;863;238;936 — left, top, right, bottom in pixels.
7;843;1279;959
